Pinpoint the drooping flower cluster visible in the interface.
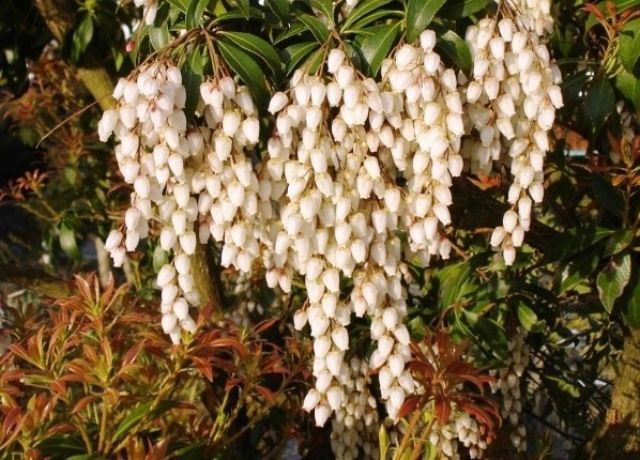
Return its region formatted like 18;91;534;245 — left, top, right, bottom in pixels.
100;62;200;343
427;412;489;460
461;16;562;265
98;6;564;451
379;30;464;264
265;48;412;431
329;357;380;459
100;63;262;344
490;329;530;451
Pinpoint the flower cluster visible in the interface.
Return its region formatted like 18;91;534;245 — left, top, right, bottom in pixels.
490;330;530;450
99;6;563;450
265;48;413;429
100;63;262;344
426;412;489;459
329;358;380;459
100;62;200;343
461;16;562;265
379;30;464;263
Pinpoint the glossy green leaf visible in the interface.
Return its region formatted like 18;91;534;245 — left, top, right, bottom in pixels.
59;222;80;259
217;40;269;108
620;18;640;73
379;425;390;460
167;0;189;12
212;8;263;23
265;0;289;23
604;229;634;257
584;79;615;133
542;227;614;264
298;14;330;43
436;29;472;76
71;15;94;62
556;250;601;294
346;9;404;33
113;402;153;442
341;0;393;32
181;46;206;117
406;0;446;44
220;31;283;78
438;0;488;18
310;0;334;22
149;25;169;50
596;253;632;313
282;42;319;74
274;22;307;44
236;0;251;17
516;302;539;331
359;22;401;77
615;69;640;111
592;174;624;218
303;48;325;75
186;0;209;28
622;262;640;328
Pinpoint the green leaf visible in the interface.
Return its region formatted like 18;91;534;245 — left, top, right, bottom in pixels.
592;174;624;218
346;9;404;33
298;14;330;43
167;0;189;12
153;247;169;273
584;78;615;133
212;8;263;23
438;0;488;18
220;32;283;78
59;222;80;259
302;48;325;75
359;22;401;77
113;402;152;442
71;15;94;62
596;253;632;313
620;18;640;74
181;47;206;117
282;42;319;74
217;40;269;108
436;256;484;309
149;25;169;51
186;0;209;28
604;230;634;257
615;69;640;112
546;375;581;397
622;262;640;328
310;0;334;22
265;0;289;23
542;227;614;264
516;302;539;332
379;425;390;460
341;0;393;32
436;29;472;76
274;22;308;44
556;250;601;294
405;0;446;44
236;0;250;17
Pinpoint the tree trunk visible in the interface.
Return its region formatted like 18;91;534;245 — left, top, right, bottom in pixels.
587;328;640;459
